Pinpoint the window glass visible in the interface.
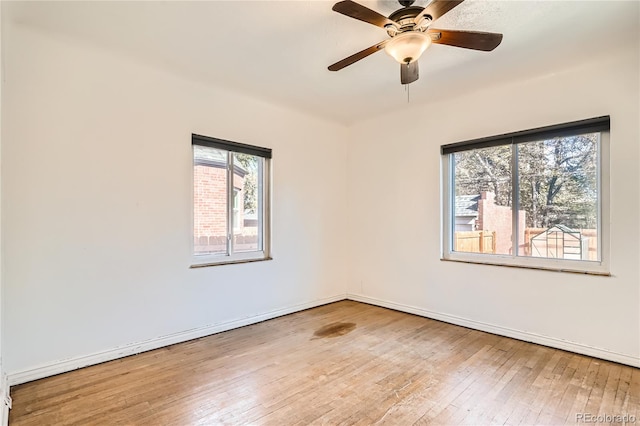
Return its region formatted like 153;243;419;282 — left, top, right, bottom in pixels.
233;153;262;253
193;146;228;255
518;133;599;261
453;146;513;255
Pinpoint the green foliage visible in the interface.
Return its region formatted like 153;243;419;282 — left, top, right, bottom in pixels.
455;145;512;207
518;134;597;228
234;153;258;214
454;133;598;229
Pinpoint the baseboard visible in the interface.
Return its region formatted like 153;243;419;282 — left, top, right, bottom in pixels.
8;292;638;387
7;294;347;386
347;293;640;368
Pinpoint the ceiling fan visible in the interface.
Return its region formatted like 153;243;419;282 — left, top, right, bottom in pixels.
328;0;503;84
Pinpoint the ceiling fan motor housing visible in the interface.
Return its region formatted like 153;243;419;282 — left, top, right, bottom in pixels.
386;6;431;37
389;6;425;22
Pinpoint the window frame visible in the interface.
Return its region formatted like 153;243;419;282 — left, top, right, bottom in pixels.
191;134;272;267
441;117;610;275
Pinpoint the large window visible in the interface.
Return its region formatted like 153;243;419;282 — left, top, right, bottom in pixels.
192;134;271;266
441;116;609;274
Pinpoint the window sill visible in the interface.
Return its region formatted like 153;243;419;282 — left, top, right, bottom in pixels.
190;256;273;269
440;257;611;276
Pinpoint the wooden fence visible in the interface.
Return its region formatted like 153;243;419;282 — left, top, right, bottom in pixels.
454;228;598;260
454;231;496;254
523;228;598;261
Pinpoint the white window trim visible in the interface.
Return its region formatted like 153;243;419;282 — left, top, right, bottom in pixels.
190;144;272;268
441;131;610;276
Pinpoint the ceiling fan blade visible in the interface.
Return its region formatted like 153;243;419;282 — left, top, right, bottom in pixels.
332;0;397;29
414;0;464;25
400;62;419;85
428;29;503;51
328;40;388;71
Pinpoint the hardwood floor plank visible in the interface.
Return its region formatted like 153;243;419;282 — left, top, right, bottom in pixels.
9;301;639;425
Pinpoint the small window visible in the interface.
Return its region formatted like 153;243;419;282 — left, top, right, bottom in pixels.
192;134;271;266
441;117;609;274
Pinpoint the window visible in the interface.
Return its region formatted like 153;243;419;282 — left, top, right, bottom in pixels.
192;134;271;266
441;116;609;274
233;188;241;232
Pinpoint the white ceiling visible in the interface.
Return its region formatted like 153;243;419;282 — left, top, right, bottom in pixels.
5;0;639;125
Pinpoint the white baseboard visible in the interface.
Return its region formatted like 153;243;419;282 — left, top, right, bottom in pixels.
7;294;346;386
347;293;640;368
7;292;639;389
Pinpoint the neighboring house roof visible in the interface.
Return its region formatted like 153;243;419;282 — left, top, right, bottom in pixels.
455;194;480;217
193;145;248;177
194;145;226;163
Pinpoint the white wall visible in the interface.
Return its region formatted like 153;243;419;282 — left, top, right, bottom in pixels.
2;4;639;386
0;3;7;423
2;24;349;376
347;43;640;364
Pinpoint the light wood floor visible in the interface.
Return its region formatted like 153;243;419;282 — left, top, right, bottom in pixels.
9;301;640;425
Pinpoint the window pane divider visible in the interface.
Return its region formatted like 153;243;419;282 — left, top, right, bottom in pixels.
227;152;234;256
511;141;519;257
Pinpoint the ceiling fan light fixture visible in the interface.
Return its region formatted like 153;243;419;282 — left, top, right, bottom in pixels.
384;31;431;64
